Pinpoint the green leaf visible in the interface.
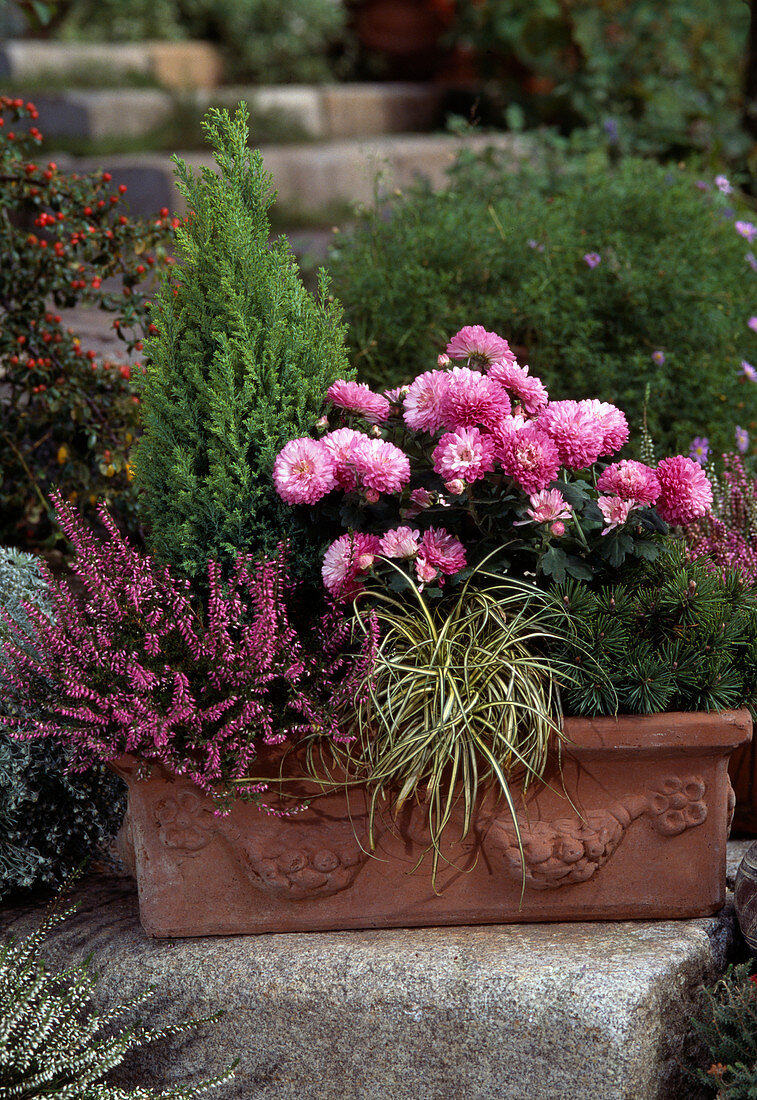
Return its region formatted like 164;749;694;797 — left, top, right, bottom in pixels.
632;540;660;561
541;545;568;582
564;554;595;581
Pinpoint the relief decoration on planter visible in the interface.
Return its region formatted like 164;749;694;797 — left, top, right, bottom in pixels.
153;789;372;900
152;774;708;898
485;775;708;890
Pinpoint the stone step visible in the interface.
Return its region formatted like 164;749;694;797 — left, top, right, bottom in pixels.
50;131;530;217
15;84;447;143
0;860;744;1100
0;40;224;90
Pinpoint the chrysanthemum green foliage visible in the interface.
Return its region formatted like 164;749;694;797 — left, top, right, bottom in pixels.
0;897;235;1098
546;544;757;717
335;572;569;880
0;548;124;900
328;155;757;455
134;103;352;581
691;961;757;1098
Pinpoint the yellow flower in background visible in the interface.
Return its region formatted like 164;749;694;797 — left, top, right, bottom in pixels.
57;444;68;465
126;461;135;482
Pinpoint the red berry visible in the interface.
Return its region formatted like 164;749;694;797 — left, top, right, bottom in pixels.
86;349;96;360
119;364;132;380
102;171;112;182
118;215;128;225
160;207;169;217
84;206;92;216
118;184;128;193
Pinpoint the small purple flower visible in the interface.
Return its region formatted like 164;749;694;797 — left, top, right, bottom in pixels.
689;437;710;466
749;317;757;333
746;252;757;273
527;239;545;253
584;252;601;268
742;360;757;381
736;425;750;454
651;349;665;366
736;220;757;242
603;117;619;142
715;174;733;195
695;180;710;191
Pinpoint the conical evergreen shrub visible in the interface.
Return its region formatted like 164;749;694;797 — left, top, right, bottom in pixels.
134;103;352;580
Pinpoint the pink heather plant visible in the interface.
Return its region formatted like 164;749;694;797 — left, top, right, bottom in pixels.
273;324;712;592
445;325;515;367
686;452;757;583
2;494;378;799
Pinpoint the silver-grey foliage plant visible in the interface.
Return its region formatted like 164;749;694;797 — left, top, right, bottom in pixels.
0;895;235;1098
0;548;124;898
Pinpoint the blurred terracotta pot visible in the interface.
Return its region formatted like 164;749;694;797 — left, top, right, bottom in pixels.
112;709;751;937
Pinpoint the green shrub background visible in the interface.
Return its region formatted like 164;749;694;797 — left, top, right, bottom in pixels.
328;154;757;456
134;105;352;582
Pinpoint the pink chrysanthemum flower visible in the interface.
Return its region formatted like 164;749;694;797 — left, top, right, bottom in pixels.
445;325;514;368
379;526;421;558
353;437;411;495
273;437;336;505
432;426;496;484
326;379;391;423
496;423;561;495
322;533;382;601
582;399;630;456
403;370;451;433
655;456;713;526
322;427;369;490
415;527;467;584
487;362;549;415
596;459;660;505
383;384;409;405
597;496;636;535
537;400;608;469
441;366;511;431
526;488;572;525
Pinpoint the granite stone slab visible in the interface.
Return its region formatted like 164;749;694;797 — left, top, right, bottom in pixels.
0;874;740;1100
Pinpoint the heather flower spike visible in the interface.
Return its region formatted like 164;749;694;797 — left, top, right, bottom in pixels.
2;492;378;796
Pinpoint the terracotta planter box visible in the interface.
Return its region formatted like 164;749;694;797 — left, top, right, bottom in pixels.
112;709;752;937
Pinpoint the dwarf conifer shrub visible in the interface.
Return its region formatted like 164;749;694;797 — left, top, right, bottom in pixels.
134;103;352;581
0;548;124;901
328;157;757;456
546;544;757;716
0;894;235;1098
